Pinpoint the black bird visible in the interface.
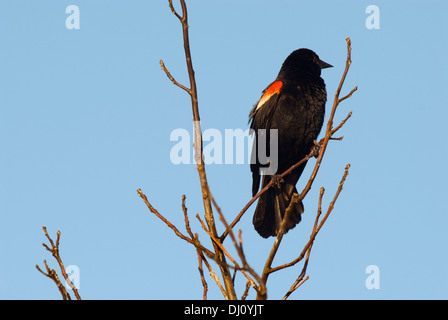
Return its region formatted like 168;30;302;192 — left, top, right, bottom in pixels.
249;49;332;238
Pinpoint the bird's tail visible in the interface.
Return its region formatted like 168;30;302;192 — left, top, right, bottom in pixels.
252;174;303;238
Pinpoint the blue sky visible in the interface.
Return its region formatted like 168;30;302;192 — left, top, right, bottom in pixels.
1;0;447;300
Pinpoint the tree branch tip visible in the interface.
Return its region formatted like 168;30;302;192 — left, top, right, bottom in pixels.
168;0;183;21
346;37;352;49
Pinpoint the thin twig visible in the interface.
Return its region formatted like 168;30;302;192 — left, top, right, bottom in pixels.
281;165;350;299
160;60;191;94
272;163;350;275
168;0;183;20
282;187;324;300
138;187;240;298
36;226;81;300
197;243;228;299
208;187;266;298
330;111;352;136
195;213;260;293
36;260;71;300
181;194;195;239
283;276;309;300
241;281;251;300
197;255;208;300
137;188;217;260
338;85;358;103
182;195;210;299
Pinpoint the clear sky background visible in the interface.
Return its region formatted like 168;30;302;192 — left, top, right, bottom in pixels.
1;0;447;300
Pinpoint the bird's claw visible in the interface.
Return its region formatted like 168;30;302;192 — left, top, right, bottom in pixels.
271;174;284;189
312;140;321;158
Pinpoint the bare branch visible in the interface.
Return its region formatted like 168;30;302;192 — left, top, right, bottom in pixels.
208;188;266;298
138;187;240;299
36;226;81;300
160;60;191;94
331;111;352;136
160;0;236;299
36;260;71;300
137;188;216;260
272;164;350;275
199;250;228;299
168;0;183;20
196;253;208;300
338;85;358;103
283;276;309;300
195;233;228;299
195;212;261;294
282;187;324;300
241;281;251;300
181;194;195;239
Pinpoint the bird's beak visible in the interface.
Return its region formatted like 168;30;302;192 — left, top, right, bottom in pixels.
319;60;333;69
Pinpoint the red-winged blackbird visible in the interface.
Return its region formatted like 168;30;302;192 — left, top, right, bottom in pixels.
249;49;332;238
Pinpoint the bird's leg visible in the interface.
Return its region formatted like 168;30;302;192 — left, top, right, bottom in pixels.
264;160;284;189
312;140;321;158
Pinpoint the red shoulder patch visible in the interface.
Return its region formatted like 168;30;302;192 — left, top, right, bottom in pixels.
255;80;283;111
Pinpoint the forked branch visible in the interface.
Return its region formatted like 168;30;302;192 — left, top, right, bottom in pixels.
36;226;81;300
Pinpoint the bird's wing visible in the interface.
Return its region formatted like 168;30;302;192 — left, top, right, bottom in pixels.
249;80;283;196
249;80;283;122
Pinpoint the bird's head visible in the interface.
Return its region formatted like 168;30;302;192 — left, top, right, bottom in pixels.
279;48;332;78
